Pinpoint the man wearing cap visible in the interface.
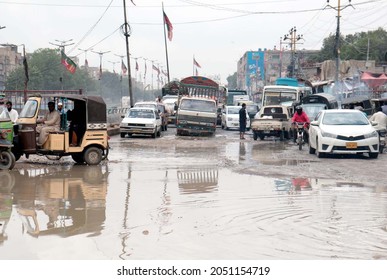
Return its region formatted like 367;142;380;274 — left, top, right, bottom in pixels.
57;102;67;130
36;101;60;147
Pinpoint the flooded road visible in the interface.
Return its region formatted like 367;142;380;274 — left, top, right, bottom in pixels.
1;127;387;260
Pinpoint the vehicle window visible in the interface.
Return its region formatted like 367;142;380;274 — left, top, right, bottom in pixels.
180;99;216;113
227;107;240;114
263;107;283;114
137;110;155;118
19;99;38;118
322;112;369;125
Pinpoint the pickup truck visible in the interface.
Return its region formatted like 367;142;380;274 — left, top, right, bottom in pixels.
251;105;292;141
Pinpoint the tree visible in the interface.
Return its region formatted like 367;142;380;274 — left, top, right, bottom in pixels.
226;72;237;88
5;48;96;91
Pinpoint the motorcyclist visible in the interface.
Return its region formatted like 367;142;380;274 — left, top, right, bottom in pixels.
291;106;310;143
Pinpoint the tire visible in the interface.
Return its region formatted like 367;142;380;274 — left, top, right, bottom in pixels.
152;128;157;138
253;131;258;140
71;152;85;164
0;150;16;170
157;129;161;137
298;136;302;150
379;144;384;154
259;133;264;140
369;152;379;159
120;132;126;138
309;143;316;154
316;139;325;158
84;147;102;165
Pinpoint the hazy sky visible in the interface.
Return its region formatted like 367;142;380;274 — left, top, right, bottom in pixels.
1;0;386;85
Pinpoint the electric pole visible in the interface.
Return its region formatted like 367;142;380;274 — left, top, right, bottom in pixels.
325;0;354;87
122;0;134;107
283;27;303;78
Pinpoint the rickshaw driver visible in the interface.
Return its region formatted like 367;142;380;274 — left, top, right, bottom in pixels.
36;101;60;147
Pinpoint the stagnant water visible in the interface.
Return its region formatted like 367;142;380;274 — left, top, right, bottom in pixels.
1;138;386;260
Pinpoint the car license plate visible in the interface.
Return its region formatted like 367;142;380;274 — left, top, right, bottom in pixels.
346;142;357;149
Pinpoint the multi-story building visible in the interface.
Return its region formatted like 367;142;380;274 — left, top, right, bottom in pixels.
237;49;320;95
0;45;23;90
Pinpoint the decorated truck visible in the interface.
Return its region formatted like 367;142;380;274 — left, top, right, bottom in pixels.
251;105;292;141
175;76;220;136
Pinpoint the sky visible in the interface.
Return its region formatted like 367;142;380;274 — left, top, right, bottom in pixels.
1;0;387;86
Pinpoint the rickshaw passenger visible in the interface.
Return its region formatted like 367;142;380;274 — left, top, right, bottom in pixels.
67;101;86;146
36;101;60;146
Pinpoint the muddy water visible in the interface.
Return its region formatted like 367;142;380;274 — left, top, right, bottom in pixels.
1;133;387;260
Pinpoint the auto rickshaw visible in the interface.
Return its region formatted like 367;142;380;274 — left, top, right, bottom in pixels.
12;93;109;165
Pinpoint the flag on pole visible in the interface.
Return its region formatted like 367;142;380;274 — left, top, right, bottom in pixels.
136;60;139;71
121;60;127;74
152;64;160;75
163;12;173;41
98;63;102;80
193;58;201;68
61;50;77;74
195;68;198;76
85;59;89;68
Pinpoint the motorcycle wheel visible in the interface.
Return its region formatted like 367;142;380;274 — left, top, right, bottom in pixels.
298;136;302;150
0;150;16;170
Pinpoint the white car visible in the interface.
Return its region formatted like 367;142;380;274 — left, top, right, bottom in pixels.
221;105;250;130
120;107;162;138
308;109;379;158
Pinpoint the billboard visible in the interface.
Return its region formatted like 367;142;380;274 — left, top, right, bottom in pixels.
246;51;265;87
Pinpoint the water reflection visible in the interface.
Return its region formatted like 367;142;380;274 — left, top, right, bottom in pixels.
11;165;109;238
0;172;14;245
177;167;219;194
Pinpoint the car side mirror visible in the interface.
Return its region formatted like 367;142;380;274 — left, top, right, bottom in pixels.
310;120;318;126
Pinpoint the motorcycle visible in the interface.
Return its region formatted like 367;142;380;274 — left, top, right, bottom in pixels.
294;122;308;151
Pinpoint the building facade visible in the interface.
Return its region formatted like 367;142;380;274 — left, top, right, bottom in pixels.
0;45;23;90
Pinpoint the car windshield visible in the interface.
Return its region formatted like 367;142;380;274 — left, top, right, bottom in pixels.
227;107;240;114
322;112;369;125
129;110;154;118
19;99;38;118
180;99;216;113
135;103;157;110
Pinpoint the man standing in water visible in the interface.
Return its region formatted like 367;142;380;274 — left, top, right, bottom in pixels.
239;103;247;140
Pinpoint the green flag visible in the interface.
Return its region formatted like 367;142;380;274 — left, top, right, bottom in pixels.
61;50;77;74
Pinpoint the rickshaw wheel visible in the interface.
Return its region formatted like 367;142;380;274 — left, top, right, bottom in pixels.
71;152;85;164
0;151;16;170
84;147;102;165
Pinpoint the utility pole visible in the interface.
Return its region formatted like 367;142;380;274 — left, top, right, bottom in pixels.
325;0;354;87
122;0;134;107
108;60;120;74
92;50;110;80
78;48;92;69
282;27;303;78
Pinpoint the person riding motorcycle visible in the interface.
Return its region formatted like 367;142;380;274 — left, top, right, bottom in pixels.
291;106;310;143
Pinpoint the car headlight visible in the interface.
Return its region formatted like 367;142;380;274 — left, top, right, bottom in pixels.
321;131;337;138
364;131;378;139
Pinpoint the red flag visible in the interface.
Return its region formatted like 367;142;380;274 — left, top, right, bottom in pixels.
152;64;160;75
193;58;201;68
121;60;127;74
163;12;173;41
